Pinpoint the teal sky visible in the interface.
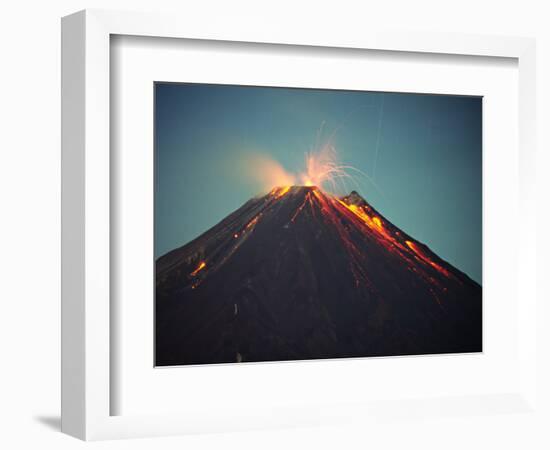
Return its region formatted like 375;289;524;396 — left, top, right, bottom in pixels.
155;83;482;284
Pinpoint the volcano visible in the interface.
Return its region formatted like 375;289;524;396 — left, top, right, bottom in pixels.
155;186;481;366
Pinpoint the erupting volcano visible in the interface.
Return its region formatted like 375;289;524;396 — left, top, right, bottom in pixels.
155;186;482;366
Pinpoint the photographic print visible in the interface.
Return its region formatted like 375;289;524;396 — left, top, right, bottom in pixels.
154;83;482;366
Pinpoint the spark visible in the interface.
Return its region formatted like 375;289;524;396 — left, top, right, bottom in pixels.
298;140;380;196
240;124;382;197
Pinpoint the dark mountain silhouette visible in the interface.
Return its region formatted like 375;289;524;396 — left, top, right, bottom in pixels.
155;186;481;366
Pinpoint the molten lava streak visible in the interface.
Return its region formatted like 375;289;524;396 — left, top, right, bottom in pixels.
190;261;206;276
272;186;291;199
290;191;313;222
245;215;261;229
336;199;397;246
405;240;450;278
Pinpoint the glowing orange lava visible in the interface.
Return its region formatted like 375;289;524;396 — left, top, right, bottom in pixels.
190;261;206;276
246;215;261;229
273;186;291;199
290;191;313;222
337;199;394;243
405;240;450;278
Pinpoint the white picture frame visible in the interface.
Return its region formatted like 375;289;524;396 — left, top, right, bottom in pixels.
61;9;537;441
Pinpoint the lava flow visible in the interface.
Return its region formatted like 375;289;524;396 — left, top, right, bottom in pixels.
156;185;481;367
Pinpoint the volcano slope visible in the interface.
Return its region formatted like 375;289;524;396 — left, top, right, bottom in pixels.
156;186;481;366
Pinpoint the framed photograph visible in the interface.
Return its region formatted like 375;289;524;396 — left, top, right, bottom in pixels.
62;9;537;440
153;83;483;367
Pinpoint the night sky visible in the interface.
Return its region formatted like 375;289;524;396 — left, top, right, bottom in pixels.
155;83;482;284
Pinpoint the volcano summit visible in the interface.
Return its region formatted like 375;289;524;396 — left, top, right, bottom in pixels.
155;186;481;366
